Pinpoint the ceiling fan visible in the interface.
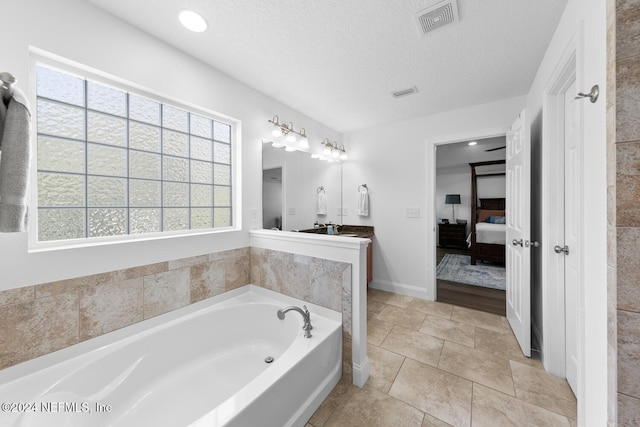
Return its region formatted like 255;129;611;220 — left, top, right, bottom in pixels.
484;146;506;152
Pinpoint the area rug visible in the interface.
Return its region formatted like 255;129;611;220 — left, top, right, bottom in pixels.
436;253;506;291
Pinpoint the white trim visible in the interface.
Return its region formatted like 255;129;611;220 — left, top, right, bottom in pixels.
368;278;430;300
541;31;579;378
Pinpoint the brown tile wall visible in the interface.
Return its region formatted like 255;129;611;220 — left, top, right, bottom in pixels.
0;246;351;382
250;247;353;382
0;248;251;370
616;0;640;424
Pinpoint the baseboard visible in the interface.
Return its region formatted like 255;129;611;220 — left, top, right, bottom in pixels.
368;279;432;301
352;356;371;388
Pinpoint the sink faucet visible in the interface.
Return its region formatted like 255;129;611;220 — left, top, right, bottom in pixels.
277;305;313;338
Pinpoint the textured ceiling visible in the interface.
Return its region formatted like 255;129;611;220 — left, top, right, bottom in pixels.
84;0;568;133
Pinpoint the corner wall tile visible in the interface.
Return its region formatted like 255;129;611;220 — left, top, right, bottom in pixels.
616;56;640;143
35;272;114;298
618;310;640;398
225;255;250;291
191;259;226;303
619;392;640;426
616;144;640;227
79;278;143;341
281;256;311;301
617;227;640;312
616;0;640;60
143;268;190;319
0;286;35;307
310;258;343;312
0;292;79;369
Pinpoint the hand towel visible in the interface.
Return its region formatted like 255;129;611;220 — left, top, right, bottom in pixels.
316;192;327;215
357;191;369;216
0;87;31;232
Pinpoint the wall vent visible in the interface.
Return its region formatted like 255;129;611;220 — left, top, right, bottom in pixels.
415;0;459;35
392;86;418;98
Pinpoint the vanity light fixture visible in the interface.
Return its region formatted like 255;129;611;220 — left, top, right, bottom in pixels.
268;115;310;151
317;139;347;162
178;10;208;32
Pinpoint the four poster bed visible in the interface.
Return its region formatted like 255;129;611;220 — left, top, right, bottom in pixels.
469;160;506;265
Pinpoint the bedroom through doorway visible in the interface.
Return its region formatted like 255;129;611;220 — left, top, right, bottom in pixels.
434;137;507;316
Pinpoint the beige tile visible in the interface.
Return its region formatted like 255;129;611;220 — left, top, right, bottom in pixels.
618;392;640;427
617;227;640;312
618;310;640;398
368;318;394;346
325;384;424;427
113;262;168;282
0;286;35;306
143;267;190;319
616;0;640;60
366;344;405;393
450;306;505;333
381;326;443;368
407;298;453;319
384;293;416;308
225;255;250;290
35;272;113;298
310;258;346;312
79;278;143;341
281;255;311;301
419;314;475;348
341;265;353;340
368;288;397;305
475;327;542;368
190;259;226;303
510;360;577;419
422;414;453;427
617;56;640;144
375;305;426;330
389;358;472;427
617;142;640;226
368;300;386;319
472;384;571;427
309;376;354;426
168;254;209;270
0;292;79;369
438;341;515;396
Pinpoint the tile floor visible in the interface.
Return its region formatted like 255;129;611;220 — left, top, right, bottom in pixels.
306;289;577;427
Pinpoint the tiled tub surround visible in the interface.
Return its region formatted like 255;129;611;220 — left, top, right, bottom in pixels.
0;243;358;384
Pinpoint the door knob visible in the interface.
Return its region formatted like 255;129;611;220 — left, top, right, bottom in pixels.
512;239;523;247
554;245;569;255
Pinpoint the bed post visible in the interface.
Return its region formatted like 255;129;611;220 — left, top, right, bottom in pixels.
470;163;478;265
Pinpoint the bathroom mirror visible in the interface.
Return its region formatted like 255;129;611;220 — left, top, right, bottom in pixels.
262;144;342;231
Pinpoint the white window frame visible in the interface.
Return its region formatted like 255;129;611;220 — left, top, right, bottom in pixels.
28;51;241;252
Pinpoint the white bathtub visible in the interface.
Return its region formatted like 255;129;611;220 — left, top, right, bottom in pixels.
0;285;342;427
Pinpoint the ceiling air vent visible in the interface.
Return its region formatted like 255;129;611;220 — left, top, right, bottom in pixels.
416;0;459;35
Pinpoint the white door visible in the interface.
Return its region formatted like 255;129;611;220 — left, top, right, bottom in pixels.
563;80;579;393
506;109;531;357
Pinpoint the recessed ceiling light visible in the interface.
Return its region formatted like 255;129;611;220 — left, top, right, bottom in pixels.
178;10;208;32
468;141;478;146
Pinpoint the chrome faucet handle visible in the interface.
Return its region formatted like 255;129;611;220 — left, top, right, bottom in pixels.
302;305;313;330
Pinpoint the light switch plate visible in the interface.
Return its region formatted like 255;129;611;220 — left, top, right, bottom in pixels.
406;208;420;218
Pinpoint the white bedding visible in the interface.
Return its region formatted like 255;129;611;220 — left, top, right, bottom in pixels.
474;222;506;245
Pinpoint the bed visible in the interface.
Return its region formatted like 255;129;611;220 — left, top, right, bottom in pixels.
469;160;506;265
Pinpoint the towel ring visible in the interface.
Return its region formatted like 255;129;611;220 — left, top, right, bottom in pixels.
317;186;325;194
358;184;368;193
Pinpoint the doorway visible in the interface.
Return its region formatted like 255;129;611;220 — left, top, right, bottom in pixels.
434;137;507;316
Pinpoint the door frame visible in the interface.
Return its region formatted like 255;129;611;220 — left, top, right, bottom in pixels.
427;127;508;301
541;30;579;379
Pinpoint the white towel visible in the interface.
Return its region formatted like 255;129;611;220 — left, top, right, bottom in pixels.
316;192;327;215
0;87;31;232
357;191;369;216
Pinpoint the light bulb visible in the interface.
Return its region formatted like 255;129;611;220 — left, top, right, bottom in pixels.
323;147;331;156
340;152;348;160
272;127;283;137
298;136;309;150
178;10;208;32
331;149;340;158
286;133;297;144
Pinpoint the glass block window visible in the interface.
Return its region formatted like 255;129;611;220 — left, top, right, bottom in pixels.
35;64;234;242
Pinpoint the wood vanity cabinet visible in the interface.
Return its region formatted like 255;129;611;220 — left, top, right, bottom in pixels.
367;241;372;283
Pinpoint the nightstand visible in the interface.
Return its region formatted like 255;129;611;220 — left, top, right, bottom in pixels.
438;223;467;249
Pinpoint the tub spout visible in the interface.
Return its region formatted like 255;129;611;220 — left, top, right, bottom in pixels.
277;305;313;338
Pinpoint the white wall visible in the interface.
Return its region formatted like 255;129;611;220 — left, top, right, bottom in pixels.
1;0;341;290
342;96;525;298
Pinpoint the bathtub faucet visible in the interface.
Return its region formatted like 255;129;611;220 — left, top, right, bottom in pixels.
277;305;313;338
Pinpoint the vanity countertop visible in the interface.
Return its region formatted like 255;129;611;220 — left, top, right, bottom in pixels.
298;225;374;239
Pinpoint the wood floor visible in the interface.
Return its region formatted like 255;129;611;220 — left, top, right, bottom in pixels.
436;246;506;316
